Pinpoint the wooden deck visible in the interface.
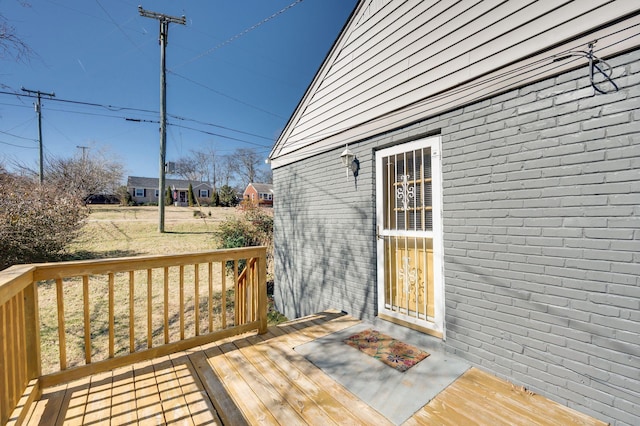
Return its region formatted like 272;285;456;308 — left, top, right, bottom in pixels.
24;311;607;426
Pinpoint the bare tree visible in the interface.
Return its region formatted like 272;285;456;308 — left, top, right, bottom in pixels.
171;145;271;192
173;156;200;181
229;147;267;188
220;153;235;187
198;145;223;191
0;3;34;65
192;150;211;182
187;145;229;191
173;146;220;186
258;167;273;184
44;148;124;203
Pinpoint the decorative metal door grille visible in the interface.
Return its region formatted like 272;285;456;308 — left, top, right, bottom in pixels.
380;147;435;321
383;148;433;232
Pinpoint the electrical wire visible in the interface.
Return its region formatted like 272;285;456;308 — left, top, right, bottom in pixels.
0;139;38;149
552;41;619;94
5;117;36;133
0;90;157;113
168;113;273;140
0;90;274;140
168;123;273;148
0;129;36;142
171;0;304;70
41;106;144;121
95;0;140;49
167;70;287;119
41;116;76;145
0;101;32;110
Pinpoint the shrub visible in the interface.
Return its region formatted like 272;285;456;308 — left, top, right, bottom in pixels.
116;185;134;206
210;190;220;207
218;185;238;207
187;183;195;207
215;206;273;276
0;173;88;270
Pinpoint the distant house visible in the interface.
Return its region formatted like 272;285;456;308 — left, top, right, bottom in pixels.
127;176;213;206
243;183;274;207
268;1;640;425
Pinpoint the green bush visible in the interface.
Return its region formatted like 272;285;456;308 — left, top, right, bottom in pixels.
187;183;195;207
210;190;220;207
218;185;238;207
215;206;273;275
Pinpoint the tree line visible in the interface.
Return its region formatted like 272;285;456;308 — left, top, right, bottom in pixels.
170;146;271;191
0;145;271;269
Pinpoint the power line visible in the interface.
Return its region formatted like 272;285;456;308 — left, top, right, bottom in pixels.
0;129;36;142
168;123;272;147
0;90;274;140
171;0;304;70
46;107;148;120
168;70;287;119
0;90;157;114
0;139;38;149
1;103;271;145
95;0;140;48
168;114;273;140
122;116;270;145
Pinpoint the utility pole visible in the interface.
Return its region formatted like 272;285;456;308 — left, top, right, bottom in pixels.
138;5;186;233
77;145;89;162
21;87;55;184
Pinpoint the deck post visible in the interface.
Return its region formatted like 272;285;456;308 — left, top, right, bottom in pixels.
23;280;41;381
257;248;268;334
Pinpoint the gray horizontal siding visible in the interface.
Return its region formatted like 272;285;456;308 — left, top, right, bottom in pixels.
272;0;640;167
274;47;640;425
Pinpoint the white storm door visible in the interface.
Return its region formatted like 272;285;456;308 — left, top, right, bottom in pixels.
376;137;444;337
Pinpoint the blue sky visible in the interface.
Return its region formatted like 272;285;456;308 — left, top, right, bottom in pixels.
0;0;357;180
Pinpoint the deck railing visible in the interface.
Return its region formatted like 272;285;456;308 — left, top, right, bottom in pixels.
0;247;267;425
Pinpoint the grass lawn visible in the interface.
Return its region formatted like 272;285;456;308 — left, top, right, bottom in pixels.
68;205;243;258
37;205;284;375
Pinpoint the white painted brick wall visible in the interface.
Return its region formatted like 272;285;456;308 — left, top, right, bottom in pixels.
273;48;640;424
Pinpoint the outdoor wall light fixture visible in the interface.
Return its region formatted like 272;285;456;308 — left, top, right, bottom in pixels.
340;145;359;179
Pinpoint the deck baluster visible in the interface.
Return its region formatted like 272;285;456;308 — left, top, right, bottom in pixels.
0;247;268;422
82;275;91;364
55;278;66;370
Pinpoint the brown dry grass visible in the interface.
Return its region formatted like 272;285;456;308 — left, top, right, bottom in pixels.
38;205;248;374
68;205;242;258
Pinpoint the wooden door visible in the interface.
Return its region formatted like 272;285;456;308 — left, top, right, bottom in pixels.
376;137;444;337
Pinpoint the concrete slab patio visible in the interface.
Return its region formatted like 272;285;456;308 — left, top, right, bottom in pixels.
295;318;471;425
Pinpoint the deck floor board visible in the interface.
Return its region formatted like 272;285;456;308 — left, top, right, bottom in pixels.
25;311;608;426
109;365;138;426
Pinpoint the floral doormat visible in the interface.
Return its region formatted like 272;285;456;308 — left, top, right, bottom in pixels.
343;329;430;372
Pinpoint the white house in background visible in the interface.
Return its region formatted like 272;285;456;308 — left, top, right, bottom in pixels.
126;176;213;206
268;1;640;424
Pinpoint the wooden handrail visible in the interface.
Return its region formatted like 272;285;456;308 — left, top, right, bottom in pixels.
0;247;267;425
